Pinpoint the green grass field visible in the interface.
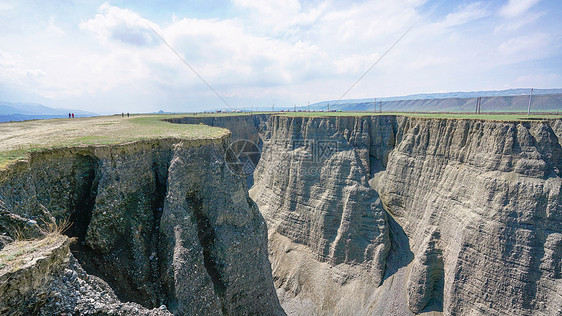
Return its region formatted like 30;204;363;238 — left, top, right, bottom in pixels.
0;115;229;169
1;112;560;169
178;111;561;121
275;111;562;121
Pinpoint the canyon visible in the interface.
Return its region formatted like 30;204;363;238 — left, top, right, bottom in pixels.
0;135;282;315
0;114;560;315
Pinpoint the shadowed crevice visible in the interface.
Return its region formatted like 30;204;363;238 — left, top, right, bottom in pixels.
383;210;414;281
66;154;99;241
186;192;227;305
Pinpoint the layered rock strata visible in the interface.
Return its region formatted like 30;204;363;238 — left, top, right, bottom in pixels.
375;117;562;315
166;114;271;187
165;114;270;146
0;234;172;315
250;115;397;314
251;115;561;316
1;114;560;316
0;136;283;315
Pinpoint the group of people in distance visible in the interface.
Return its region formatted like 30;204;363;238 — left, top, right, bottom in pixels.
68;112;131;119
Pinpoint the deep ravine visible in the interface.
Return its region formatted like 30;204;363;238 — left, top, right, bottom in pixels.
0;137;283;315
249;115;561;315
1;114;561;316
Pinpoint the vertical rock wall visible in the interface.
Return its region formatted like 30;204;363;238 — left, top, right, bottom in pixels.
250;115;396;314
250;115;561;316
2;114;560;315
376;118;562;315
0;137;284;315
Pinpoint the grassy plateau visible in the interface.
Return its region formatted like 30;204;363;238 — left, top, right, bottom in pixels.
275;111;562;120
0;114;229;169
1;112;560;169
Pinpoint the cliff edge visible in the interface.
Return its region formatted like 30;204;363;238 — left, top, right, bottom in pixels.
0;126;283;315
249;114;561;315
375;117;561;315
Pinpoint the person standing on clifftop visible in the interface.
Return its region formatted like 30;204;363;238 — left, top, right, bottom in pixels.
127;113;129;117
72;113;74;119
69;113;71;118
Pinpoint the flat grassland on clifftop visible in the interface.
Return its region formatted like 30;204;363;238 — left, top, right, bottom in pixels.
0;115;229;169
2;112;559;168
276;111;562;120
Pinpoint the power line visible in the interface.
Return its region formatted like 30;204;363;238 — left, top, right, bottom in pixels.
147;24;233;110
333;24;414;107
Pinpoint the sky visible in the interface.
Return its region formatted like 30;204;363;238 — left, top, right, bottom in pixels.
0;0;561;114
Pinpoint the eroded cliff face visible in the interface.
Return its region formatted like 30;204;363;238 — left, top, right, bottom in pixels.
1;114;560;316
250;115;397;315
166;115;270;187
375;118;562;315
250;115;562;315
0;137;283;315
165;115;270;146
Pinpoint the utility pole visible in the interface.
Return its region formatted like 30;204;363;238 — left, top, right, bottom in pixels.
327;103;330;111
272;104;274;112
294;104;296;112
308;101;310;112
475;97;482;114
527;88;534;116
380;101;382;113
374;98;376;112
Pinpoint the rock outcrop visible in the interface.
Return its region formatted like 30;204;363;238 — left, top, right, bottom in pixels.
250;115;396;314
165;115;270;147
166;115;271;187
0;234;172;315
250;114;562;315
375;117;562;315
1;114;561;316
0;136;283;315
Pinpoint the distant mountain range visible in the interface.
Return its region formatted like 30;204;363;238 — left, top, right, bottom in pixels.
2;88;561;121
0;102;97;122
308;88;562;112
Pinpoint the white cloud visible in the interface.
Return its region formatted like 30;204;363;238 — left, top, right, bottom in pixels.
154;16;330;87
79;2;158;47
233;0;301;24
494;11;543;32
1;0;561;113
232;0;328;34
515;73;560;86
1;0;431;110
0;0;16;11
499;0;541;18
498;33;551;58
47;16;66;36
64;2;337;111
440;2;489;27
0;50;45;86
334;53;380;74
